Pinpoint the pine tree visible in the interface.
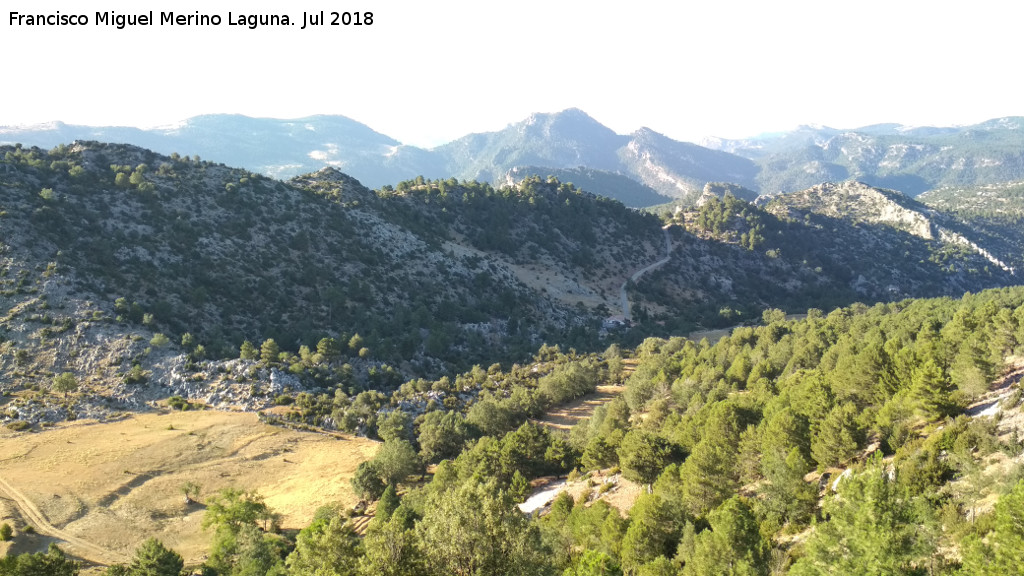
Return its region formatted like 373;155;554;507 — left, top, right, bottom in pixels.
562;549;621;576
0;543;79;576
286;516;362;576
683;496;768;576
127;538;183;576
789;456;933;576
360;517;426;576
239;340;258;360
259;339;280;364
376;485;400;522
758;448;816;530
416;481;552;576
810;403;864;469
619;493;683;573
679;437;739;517
617;430;676;486
910;357;956;419
960;479;1024;575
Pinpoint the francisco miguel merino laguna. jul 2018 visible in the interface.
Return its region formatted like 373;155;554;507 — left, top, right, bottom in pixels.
7;10;372;30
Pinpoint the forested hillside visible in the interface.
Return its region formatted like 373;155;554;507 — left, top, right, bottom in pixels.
0;142;665;376
630;184;1021;337
19;287;1018;576
1;143;1021;423
241;289;1024;575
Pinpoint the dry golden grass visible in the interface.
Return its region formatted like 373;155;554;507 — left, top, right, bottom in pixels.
537;385;626;431
0;410;377;568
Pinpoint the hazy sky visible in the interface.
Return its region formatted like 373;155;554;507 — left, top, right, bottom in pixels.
3;0;1020;147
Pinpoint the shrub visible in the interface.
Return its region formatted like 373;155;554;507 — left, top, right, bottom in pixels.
124;365;149;385
0;522;12;541
5;420;31;432
167;396;192;411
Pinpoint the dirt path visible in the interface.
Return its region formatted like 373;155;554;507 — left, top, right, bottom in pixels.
0;474;124;566
537;360;636;431
966;360;1024;418
620;225;673;321
538;385;627;431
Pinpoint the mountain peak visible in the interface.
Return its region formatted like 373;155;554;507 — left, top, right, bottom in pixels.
529;107;596;123
521;108;612;136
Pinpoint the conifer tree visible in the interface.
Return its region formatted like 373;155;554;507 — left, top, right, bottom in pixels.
259;339;280;364
810;403;864;469
286;515;362;576
683;496;768;576
789;456;933;576
126;538;183;576
910;357;957;419
679;437;739;517
239;340;258;360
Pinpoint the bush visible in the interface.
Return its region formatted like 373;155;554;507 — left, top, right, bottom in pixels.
0;522;12;541
167;396;192;411
5;420;31;432
124;365;149;385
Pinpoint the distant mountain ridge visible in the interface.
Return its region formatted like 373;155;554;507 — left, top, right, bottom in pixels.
4;111;1024;207
705;117;1024;196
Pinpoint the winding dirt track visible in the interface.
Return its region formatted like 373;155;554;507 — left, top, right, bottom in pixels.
620;225;673;321
0;474;124;566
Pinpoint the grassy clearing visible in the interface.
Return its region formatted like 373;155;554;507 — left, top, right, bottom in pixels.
0;410;377;566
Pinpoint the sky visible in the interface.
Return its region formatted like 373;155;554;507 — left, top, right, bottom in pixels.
2;0;1021;147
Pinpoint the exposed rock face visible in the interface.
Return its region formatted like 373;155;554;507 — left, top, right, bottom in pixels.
759;181;1016;274
765;182;935;239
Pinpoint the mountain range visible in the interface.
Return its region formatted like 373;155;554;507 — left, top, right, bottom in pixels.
6;111;1024;208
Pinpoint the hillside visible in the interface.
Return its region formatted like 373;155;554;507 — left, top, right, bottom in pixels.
505;166;671;209
0;142;671;400
1;143;1022;434
617;127;760;204
626;182;1021;337
919;180;1024;215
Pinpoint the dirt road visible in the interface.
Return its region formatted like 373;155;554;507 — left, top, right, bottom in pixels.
0;474;125;566
620;225;672;321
